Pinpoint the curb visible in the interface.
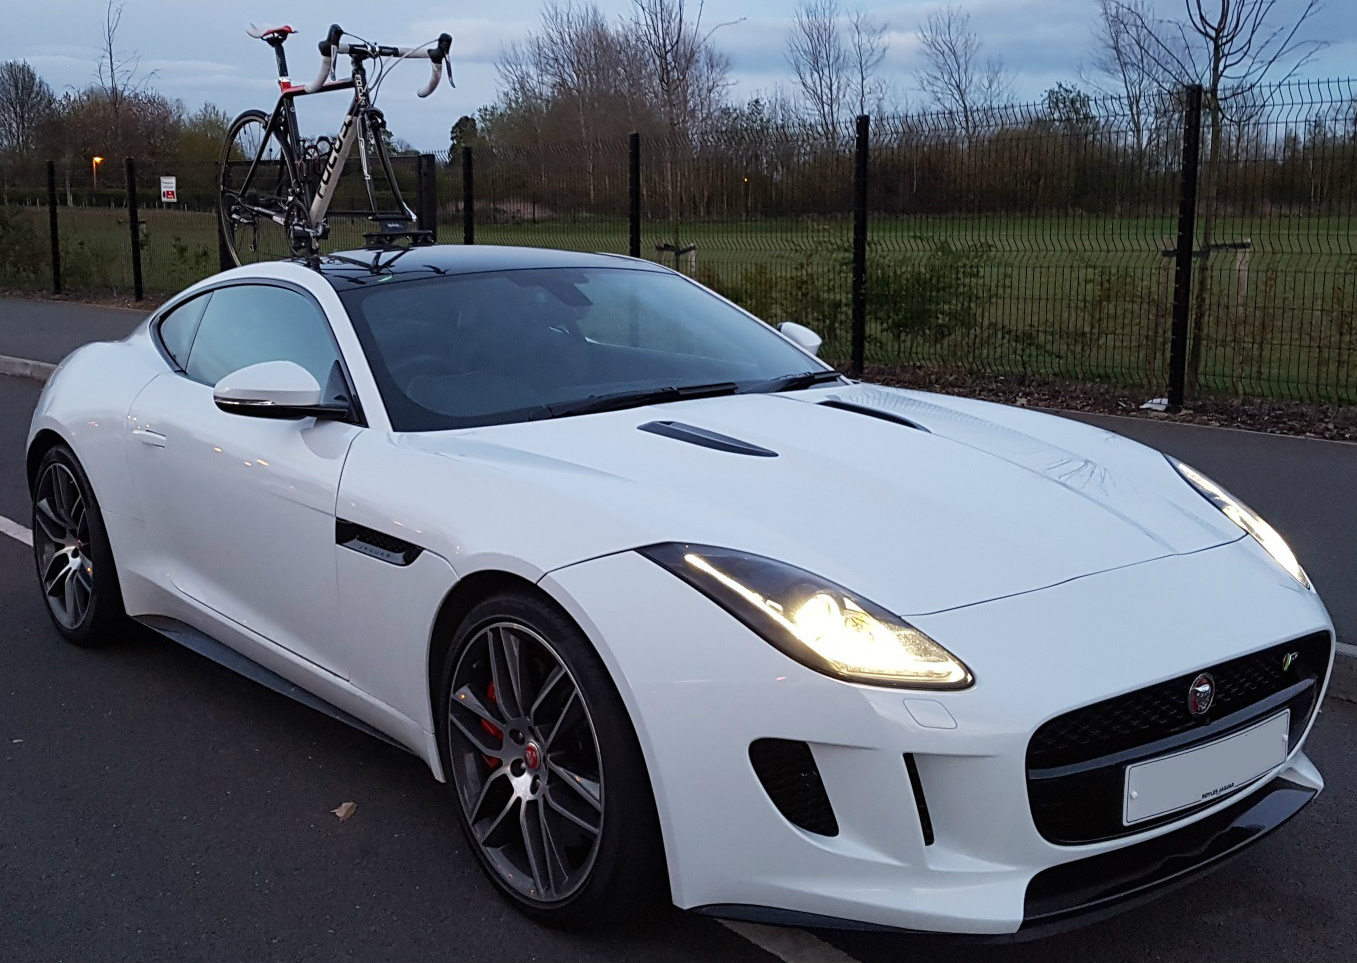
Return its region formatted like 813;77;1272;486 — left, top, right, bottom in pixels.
1330;644;1357;706
0;355;55;383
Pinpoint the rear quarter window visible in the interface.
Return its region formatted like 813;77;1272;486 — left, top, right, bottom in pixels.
156;293;211;368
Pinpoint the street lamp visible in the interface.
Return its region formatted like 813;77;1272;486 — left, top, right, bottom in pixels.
92;156;104;190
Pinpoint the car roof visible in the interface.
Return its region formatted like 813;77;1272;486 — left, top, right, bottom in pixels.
308;244;670;291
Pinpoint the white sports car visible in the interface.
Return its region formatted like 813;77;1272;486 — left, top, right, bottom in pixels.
27;244;1334;935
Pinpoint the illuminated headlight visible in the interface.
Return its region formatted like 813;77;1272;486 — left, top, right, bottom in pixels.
640;543;973;689
1168;457;1311;589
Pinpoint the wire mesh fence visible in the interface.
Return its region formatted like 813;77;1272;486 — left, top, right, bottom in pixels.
1;78;1353;403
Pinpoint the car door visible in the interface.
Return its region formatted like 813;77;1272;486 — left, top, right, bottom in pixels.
125;281;361;678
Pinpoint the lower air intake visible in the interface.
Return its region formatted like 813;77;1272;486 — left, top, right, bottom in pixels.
748;738;839;837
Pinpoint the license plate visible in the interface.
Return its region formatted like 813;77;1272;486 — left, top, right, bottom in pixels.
1124;711;1290;825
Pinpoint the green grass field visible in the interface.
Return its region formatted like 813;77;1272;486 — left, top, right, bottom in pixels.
3;203;1353;402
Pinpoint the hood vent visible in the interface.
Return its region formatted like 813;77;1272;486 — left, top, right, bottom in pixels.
818;399;930;433
638;421;777;457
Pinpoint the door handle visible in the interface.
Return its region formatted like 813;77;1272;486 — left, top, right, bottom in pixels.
132;428;167;448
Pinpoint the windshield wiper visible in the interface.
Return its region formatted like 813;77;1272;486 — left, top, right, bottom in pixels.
528;381;740;420
741;369;845;394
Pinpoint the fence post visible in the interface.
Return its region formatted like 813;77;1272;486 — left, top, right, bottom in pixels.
628;132;641;258
462;146;475;245
851;114;870;379
46;160;61;295
215;162;234;271
1167;84;1203;412
125;157;144;301
416;153;438;242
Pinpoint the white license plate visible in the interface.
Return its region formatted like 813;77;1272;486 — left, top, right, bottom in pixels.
1123;711;1290;825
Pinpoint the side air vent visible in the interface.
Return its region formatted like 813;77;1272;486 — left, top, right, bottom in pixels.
903;753;936;846
818;399;930;433
336;519;423;566
749;738;839;836
638;421;777;457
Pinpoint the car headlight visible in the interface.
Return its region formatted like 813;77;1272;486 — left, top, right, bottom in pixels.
639;543;973;689
1168;457;1310;589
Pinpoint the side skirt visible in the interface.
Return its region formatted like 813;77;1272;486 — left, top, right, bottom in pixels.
136;614;410;754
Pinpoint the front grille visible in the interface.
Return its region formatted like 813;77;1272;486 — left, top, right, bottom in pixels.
749;739;838;836
1027;632;1330;845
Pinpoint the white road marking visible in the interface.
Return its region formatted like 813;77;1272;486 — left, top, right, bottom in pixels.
1338;642;1357;659
0;513;32;547
720;921;863;963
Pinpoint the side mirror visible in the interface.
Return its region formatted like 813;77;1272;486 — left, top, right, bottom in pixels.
778;321;822;357
213;361;350;421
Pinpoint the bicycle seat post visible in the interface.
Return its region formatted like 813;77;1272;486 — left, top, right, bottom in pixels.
268;34;291;89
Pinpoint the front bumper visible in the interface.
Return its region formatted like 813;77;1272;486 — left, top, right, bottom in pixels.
541;538;1333;934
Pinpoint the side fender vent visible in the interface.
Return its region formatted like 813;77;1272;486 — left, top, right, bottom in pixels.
336;519;423;566
638;421;777;457
819;399;930;433
749;738;839;836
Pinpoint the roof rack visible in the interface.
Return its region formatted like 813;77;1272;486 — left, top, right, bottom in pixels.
362;218;435;250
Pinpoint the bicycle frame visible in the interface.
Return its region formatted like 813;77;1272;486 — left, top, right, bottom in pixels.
233;36;415;247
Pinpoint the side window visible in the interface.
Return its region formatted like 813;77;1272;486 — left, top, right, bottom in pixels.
157;293;211;368
184;284;343;391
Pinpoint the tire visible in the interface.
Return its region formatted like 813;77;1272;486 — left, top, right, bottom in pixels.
437;590;667;926
30;445;126;647
219;109;306;266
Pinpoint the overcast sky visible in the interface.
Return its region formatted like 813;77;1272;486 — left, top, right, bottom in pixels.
4;1;1353;150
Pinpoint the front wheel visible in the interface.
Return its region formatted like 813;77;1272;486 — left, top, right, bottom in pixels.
438;591;667;926
219;109;308;265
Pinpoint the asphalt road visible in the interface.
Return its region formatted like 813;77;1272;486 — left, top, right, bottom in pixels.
2;335;1357;960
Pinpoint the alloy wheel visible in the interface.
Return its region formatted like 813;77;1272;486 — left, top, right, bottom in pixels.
447;620;605;904
33;462;94;630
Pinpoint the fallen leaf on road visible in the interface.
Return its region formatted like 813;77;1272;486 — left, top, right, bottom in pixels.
332;801;358;822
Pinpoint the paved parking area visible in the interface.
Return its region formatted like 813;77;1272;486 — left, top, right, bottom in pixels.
2;308;1356;961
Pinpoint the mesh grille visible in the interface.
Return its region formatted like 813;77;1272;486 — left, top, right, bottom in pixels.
1026;632;1331;845
1029;633;1331;771
749;739;838;837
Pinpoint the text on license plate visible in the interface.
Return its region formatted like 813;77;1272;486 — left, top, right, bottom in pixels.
1123;711;1290;825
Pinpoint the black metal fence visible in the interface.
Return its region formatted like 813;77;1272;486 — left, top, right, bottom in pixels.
1;77;1353;404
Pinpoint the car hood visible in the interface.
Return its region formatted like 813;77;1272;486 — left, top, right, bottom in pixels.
393;384;1243;615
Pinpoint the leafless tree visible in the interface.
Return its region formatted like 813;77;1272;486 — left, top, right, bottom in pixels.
847;8;890;117
95;1;154;120
0;60;55;154
1082;0;1177;158
630;0;735;136
629;0;737;268
916;5;1011;142
1109;0;1326;392
786;0;848;145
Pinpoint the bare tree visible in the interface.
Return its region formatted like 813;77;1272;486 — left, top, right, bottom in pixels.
786;0;848;144
630;0;734;136
95;1;153;114
0;60;55;154
916;5;1011;142
1110;0;1326;392
1083;0;1176;158
629;0;736;269
847;8;890;117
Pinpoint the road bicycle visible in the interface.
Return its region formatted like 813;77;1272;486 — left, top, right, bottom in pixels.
218;23;453;265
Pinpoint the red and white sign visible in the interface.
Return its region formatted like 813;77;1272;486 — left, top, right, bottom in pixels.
160;176;177;203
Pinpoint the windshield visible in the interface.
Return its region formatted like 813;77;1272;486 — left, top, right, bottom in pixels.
339;266;832;431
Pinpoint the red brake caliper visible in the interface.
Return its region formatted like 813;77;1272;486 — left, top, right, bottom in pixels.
481;682;504;769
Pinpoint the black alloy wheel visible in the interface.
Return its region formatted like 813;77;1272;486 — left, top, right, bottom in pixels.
31;445;125;645
439;591;666;925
